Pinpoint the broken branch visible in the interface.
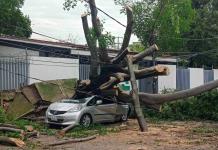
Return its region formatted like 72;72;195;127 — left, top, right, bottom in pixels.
48;135;97;147
0;136;25;147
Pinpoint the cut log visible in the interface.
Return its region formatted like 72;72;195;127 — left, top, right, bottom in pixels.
0;136;25;147
126;56;147;132
48;135;97;147
132;44;159;63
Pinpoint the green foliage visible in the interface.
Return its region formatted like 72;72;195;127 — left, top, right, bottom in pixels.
67;124;120;138
184;0;218;68
115;0;195;52
144;89;218;121
129;42;145;52
0;0;32;37
0;107;7;123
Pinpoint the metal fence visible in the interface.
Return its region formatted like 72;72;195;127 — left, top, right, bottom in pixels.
0;57;28;90
176;68;190;91
79;64;90;80
204;70;214;83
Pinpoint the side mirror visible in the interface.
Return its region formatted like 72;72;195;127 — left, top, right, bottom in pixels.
96;100;102;105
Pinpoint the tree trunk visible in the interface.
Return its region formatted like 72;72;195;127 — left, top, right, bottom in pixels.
126;56;147;132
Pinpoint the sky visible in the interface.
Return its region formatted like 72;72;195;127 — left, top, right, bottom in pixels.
21;0;138;45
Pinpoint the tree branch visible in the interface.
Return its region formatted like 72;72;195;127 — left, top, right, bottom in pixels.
138;79;218;105
132;44;159;63
98;65;169;90
111;48;129;64
89;0;100;37
120;6;133;52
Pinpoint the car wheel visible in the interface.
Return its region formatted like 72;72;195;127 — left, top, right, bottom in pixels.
120;114;128;122
80;114;92;127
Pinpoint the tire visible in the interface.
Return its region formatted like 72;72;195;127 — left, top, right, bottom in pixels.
80;114;92;127
121;106;130;122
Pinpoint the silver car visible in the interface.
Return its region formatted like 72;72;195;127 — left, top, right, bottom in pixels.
45;96;130;127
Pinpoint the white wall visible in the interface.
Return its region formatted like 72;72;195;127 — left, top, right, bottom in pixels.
158;65;177;93
189;68;204;88
213;69;218;80
0;45;39;57
29;56;79;84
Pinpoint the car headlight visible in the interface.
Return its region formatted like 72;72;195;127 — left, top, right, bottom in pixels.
67;106;82;112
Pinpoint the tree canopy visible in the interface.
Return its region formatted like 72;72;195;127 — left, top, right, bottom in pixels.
184;0;218;68
0;0;32;38
115;0;196;52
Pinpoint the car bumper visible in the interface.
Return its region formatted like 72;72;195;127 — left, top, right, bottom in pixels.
45;111;81;126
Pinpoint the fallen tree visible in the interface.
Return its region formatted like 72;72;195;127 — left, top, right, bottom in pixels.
63;0;218;132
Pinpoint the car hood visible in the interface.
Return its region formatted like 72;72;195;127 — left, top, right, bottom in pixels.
49;102;82;111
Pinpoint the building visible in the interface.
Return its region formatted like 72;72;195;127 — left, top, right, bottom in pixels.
3;35;210;94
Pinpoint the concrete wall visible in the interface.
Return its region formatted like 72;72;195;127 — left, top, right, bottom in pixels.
0;45;39;57
189;68;204;88
29;56;79;84
213;69;218;80
158;65;177;92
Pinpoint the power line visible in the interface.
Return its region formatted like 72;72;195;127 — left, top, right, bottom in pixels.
84;0;126;27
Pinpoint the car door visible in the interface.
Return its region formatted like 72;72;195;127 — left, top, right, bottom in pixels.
94;98;117;122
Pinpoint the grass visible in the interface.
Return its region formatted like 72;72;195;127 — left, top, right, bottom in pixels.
191;126;218;135
66;124;120;138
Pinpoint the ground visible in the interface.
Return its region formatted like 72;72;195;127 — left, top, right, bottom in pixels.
1;119;218;150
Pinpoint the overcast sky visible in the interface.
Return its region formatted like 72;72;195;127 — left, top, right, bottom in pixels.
21;0;138;45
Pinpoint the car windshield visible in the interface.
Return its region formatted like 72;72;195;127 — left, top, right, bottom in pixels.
61;98;88;104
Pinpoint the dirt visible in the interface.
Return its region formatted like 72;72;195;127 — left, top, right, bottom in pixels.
1;119;218;150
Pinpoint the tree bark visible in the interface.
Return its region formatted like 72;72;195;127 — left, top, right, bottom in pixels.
120;6;133;52
81;13;99;78
126;56;147;132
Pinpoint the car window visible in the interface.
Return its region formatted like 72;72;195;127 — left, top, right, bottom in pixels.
87;97;97;106
101;98;115;105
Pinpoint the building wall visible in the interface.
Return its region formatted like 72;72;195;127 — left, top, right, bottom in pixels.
0;45;39;57
29;56;79;84
189;68;204;88
213;69;218;80
158;65;177;93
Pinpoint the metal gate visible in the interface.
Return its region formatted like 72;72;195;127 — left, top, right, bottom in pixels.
0;57;28;90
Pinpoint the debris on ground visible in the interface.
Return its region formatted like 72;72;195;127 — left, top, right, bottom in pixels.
0;136;25;148
0;79;77;120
